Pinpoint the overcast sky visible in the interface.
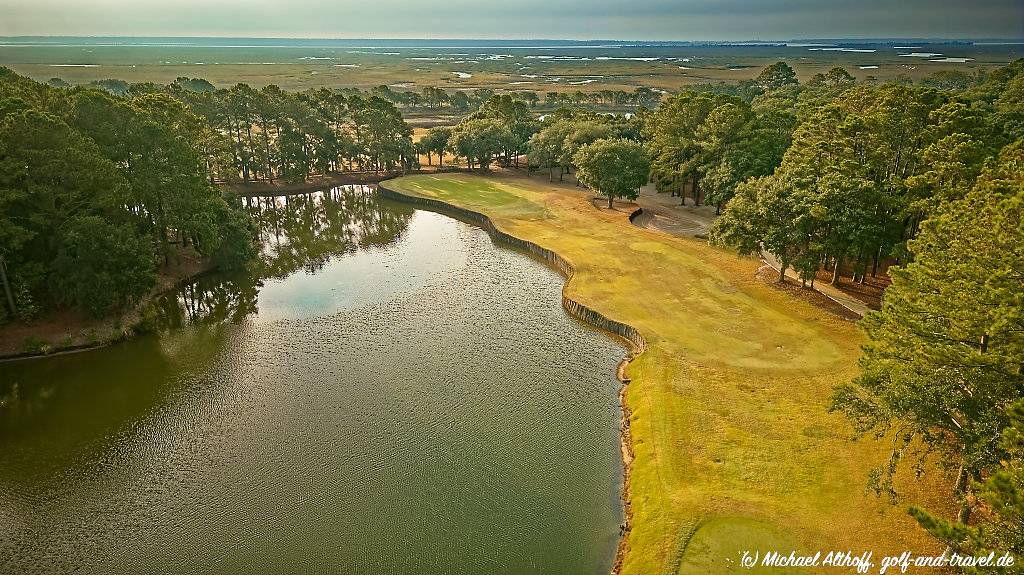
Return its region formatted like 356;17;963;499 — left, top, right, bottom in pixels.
1;0;1022;40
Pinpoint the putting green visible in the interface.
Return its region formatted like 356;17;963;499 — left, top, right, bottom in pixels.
384;172;949;575
678;517;800;575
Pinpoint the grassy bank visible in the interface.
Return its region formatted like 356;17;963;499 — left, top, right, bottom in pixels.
384;171;949;575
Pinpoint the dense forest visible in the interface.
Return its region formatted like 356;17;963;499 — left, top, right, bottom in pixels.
0;70;251;321
709;61;1023;286
0;68;418;323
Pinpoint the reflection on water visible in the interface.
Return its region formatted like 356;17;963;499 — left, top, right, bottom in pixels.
0;185;625;575
152;186;415;328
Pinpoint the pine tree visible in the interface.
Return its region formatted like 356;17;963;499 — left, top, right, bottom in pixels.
909;400;1024;571
832;140;1024;525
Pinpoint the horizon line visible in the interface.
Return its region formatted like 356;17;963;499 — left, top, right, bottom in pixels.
2;34;1023;43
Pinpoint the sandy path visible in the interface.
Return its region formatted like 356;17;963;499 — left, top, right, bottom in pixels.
633;185;718;237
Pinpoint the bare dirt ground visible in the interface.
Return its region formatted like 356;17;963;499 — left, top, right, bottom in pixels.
812;266;889;310
755;266;863;321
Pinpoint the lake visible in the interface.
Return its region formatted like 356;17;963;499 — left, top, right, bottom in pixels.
0;185;626;575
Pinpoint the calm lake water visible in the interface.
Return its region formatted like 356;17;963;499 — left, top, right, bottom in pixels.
0;186;625;575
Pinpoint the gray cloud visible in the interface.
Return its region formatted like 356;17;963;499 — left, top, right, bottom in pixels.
0;0;1021;39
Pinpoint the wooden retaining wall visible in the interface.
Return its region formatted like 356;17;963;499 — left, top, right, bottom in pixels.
378;181;647;575
378;184;648;354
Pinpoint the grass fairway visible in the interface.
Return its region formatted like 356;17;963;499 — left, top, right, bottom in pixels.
384;172;949;574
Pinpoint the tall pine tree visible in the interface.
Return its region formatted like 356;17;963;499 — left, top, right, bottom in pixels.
832;140;1024;526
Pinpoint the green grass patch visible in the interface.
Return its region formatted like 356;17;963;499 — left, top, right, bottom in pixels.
678;517;801;575
389;174;550;220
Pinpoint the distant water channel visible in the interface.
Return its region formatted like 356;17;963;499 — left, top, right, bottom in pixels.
0;185;625;575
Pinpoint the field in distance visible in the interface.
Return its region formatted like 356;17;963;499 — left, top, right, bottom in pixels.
1;37;1021;93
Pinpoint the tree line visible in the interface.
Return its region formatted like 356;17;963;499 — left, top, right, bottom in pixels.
543;87;663;109
363;83;664;112
368;84;493;112
65;76;420;184
699;60;1023;561
167;80;416;183
0;69;266;323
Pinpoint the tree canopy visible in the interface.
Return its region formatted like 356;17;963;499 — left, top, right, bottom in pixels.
755;61;798;91
0;68;262;320
831;140;1024;519
573;138;650;208
711;62;1022;288
645;90;787;211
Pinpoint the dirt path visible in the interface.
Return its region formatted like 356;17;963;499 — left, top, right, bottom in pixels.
759;252;870;317
633;184;718;237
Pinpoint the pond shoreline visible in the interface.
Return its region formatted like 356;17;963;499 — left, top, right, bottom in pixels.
0;257;216;362
1;176;394;360
224;167;479;197
223;171;396;196
378;181;646;575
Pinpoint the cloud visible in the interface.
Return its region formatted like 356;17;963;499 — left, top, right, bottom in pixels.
0;0;1021;39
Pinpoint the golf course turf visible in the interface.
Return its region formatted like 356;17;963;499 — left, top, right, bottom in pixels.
383;171;950;575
